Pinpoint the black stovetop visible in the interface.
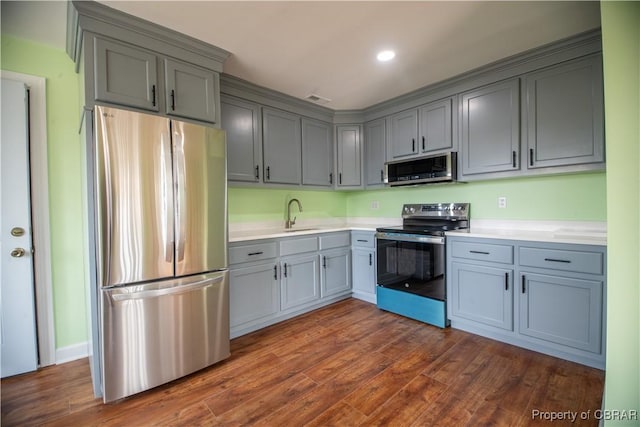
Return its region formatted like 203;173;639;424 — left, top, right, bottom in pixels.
376;224;468;237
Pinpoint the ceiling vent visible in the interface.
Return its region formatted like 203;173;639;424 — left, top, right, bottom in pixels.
305;93;331;105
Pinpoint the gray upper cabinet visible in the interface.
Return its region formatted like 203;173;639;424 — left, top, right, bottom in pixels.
524;55;604;169
419;98;452;153
164;58;217;123
221;95;261;182
364;118;387;186
460;78;520;176
336;125;362;188
389;109;418;159
94;37;159;112
302;118;333;187
262;108;302;185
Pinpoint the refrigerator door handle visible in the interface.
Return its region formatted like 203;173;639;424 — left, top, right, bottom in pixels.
162;130;175;264
174;129;187;263
110;275;224;301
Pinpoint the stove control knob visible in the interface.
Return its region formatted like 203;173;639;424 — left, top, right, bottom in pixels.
409;207;416;214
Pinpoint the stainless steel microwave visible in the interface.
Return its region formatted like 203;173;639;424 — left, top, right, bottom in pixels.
385;152;457;186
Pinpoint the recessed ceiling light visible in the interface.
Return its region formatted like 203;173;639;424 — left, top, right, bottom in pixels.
377;50;395;62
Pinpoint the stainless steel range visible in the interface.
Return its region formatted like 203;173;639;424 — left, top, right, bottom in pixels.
375;203;470;328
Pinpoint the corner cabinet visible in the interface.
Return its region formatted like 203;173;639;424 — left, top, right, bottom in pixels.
93;36;220;124
336;125;363;188
262;108;302;185
221;95;262;182
364;119;387;187
302;118;333;187
524;54;604;169
460;78;520;176
447;236;606;369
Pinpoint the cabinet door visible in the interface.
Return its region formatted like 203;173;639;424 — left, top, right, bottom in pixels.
364;119;387;186
221;96;261;182
336;125;362;187
519;272;602;353
262;108;302;184
230;263;279;327
352;248;376;295
419;98;452;153
461;79;520;175
450;262;513;331
389;109;418;159
281;255;320;310
320;249;351;297
94;38;159;111
302;118;333;187
164;58;217;123
525;55;604;168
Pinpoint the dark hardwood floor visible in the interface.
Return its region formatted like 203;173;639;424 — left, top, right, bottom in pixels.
2;298;604;426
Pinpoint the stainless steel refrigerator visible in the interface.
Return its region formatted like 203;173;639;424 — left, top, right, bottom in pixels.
92;105;229;402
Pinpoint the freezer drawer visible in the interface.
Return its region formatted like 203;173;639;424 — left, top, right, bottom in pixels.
101;271;230;402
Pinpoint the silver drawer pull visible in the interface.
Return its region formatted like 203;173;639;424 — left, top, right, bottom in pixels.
544;258;571;263
470;250;490;255
248;251;264;256
357;239;369;243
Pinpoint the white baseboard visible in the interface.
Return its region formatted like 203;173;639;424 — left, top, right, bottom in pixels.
55;341;88;365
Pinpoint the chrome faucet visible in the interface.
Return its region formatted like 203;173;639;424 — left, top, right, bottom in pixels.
286;198;303;229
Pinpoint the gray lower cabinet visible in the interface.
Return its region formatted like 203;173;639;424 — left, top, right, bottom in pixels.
281;254;320;310
519;272;602;353
221;95;262;182
262;107;302;184
230;262;279;328
351;231;376;303
447;236;606;369
94;37;159;112
450;262;513;331
302;118;333;187
164;58;217;123
460;78;520;176
364;118;387;187
320;249;351;297
524;54;604;169
336;125;362;188
229;232;352;338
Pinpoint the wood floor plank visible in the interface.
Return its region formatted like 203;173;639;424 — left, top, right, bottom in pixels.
1;298;605;427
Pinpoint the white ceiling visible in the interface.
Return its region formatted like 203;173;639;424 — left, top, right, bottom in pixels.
2;1;601;110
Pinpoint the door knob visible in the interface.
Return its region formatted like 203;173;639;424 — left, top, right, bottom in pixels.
10;227;25;237
11;248;26;258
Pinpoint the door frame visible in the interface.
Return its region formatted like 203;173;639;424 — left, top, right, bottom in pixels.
1;70;55;367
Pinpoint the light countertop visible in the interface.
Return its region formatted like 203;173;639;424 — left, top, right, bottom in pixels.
228;218;607;246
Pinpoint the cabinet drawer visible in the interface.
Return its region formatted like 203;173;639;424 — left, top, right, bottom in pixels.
320;232;350;250
280;237;319;256
352;231;375;248
519;246;604;275
229;242;277;265
450;240;514;264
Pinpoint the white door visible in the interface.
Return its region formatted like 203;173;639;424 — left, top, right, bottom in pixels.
1;78;38;377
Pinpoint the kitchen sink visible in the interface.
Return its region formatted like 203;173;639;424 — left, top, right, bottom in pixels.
282;228;317;233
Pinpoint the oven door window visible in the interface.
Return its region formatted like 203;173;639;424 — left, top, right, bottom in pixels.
376;238;445;300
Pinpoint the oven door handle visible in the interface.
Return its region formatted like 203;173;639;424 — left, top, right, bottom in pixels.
375;232;445;245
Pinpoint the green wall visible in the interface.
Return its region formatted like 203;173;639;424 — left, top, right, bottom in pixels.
346;173;606;221
601;2;640;424
1;36;87;348
229;188;346;223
